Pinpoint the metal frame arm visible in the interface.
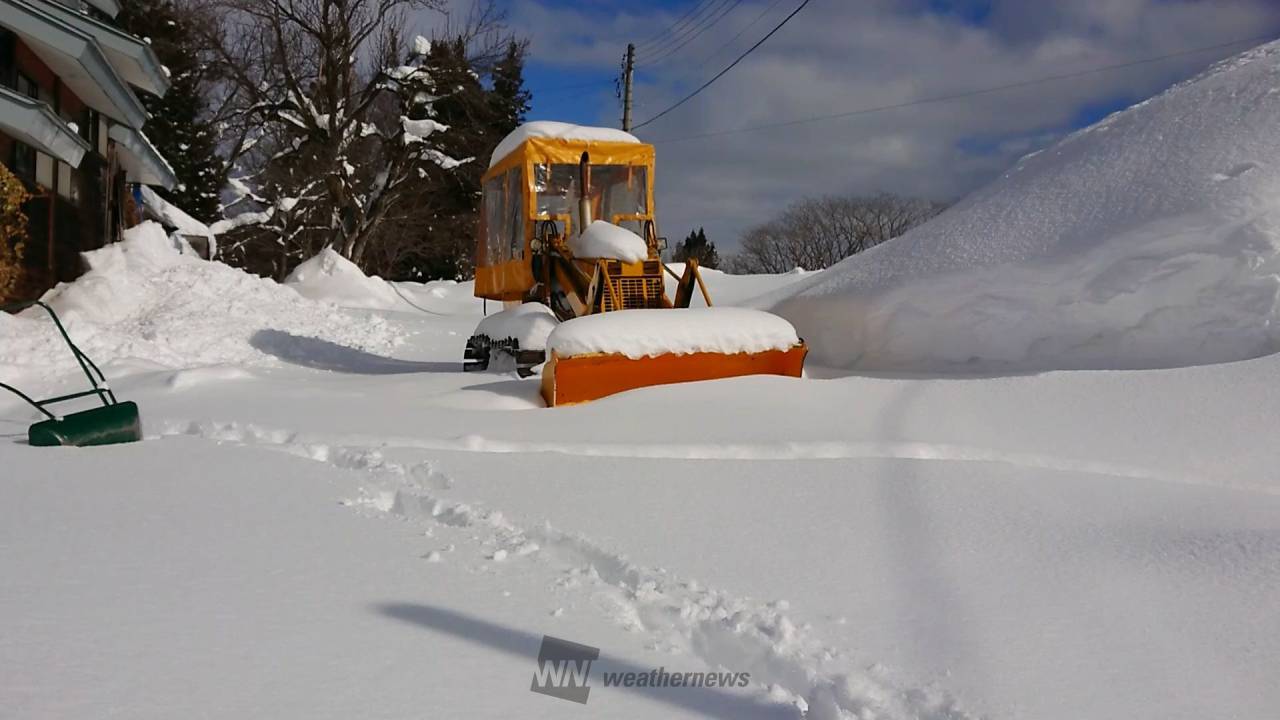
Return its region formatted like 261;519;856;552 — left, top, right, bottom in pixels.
1;300;118;409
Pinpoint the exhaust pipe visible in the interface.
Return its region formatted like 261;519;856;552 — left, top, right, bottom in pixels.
578;151;592;234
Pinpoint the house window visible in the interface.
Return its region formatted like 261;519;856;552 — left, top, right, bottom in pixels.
15;72;37;99
11;142;36;181
0;31;15;90
56;162;73;202
81;108;100;151
36;152;53;189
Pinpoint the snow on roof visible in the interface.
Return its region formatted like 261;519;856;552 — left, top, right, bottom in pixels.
489;121;640;168
139;186;211;239
767;38;1280;373
547;307;800;360
568;221;649;263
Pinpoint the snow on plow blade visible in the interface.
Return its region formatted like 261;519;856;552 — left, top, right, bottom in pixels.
541;345;806;406
539;308;807;406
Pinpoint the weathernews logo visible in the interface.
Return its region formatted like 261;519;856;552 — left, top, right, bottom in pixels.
531;635;599;704
530;634;752;705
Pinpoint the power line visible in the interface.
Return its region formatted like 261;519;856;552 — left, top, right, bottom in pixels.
667;0;789;89
635;0;720;52
641;0;744;67
642;0;745;67
647;33;1275;143
634;0;812;130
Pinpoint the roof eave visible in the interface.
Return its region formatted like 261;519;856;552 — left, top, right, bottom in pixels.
29;0;170;97
108;123;176;189
0;85;91;166
0;0;149;128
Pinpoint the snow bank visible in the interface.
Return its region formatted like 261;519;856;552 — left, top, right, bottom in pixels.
490;121;640;167
0;222;401;382
474;303;558;349
770;40;1280;372
284;249;486;315
569;220;649;262
547;307;799;359
285;248;403;309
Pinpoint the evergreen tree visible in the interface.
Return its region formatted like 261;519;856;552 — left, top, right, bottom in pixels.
673;227;721;269
489;41;530;137
117;0;224;222
376;37;532;281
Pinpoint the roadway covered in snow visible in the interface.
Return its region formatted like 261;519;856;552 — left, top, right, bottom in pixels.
2;246;1277;719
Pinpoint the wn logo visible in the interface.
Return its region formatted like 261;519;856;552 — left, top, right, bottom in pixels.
530;635;600;704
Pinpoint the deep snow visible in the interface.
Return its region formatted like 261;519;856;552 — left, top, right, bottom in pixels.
5;41;1280;720
3;235;1278;720
770;40;1280;372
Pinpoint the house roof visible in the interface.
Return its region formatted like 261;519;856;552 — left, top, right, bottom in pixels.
85;0;121;20
0;84;90;166
109;123;175;189
0;0;148;128
30;0;170;98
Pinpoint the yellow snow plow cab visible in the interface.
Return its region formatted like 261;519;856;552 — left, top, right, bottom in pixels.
466;122;806;406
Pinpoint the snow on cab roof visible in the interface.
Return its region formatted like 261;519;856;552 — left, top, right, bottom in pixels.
489;121;641;168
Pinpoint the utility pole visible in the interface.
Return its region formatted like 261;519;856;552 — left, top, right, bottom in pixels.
621;43;635;132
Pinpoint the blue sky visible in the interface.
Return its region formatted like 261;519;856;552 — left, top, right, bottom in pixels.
496;0;1280;252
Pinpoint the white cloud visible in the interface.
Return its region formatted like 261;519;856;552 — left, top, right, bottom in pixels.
510;0;1280;255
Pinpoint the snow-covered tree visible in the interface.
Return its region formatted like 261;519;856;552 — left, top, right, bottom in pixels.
489;40;530;137
117;0;225;223
207;0;464;276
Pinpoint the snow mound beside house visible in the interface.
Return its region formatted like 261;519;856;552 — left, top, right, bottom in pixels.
547;307;800;359
284;248;403;309
0;222;402;383
568;220;649;262
769;40;1280;372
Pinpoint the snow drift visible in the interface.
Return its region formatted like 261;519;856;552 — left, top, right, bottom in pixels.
284;248;403;309
0;222;402;382
770;41;1280;371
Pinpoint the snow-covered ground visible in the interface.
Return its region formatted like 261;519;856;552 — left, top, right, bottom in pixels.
4;41;1280;720
3;240;1277;720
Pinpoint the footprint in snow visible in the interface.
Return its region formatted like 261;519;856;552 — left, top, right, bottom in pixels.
1212;161;1261;182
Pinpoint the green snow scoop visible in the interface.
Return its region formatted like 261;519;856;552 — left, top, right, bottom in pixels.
1;300;142;447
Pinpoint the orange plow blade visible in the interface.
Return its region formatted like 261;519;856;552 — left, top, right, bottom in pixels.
540;344;807;407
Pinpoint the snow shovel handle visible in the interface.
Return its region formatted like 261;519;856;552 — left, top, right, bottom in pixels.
0;382;57;420
1;300;118;407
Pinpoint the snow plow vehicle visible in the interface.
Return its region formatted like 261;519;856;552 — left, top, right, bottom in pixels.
465;121;806;406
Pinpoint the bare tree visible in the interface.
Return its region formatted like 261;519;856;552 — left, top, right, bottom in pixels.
728;193;946;274
200;0;466;276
